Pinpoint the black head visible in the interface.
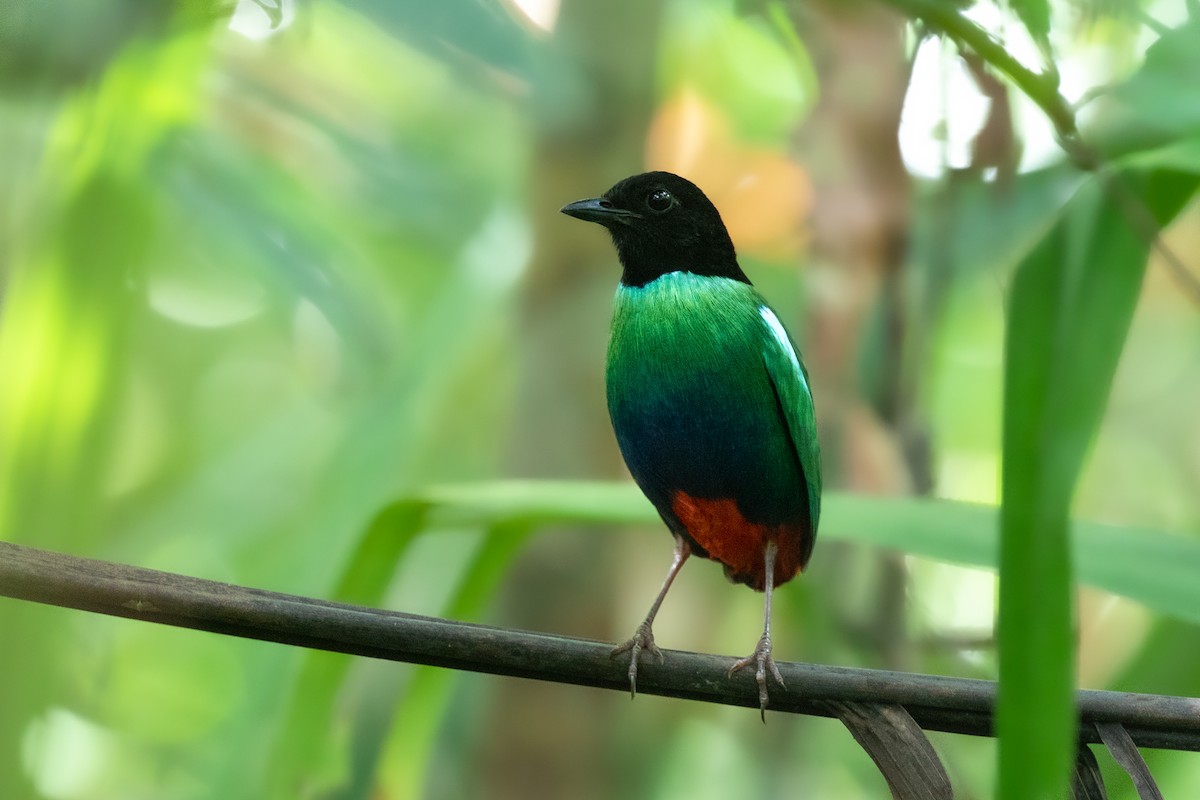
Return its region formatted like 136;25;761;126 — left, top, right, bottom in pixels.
560;171;749;288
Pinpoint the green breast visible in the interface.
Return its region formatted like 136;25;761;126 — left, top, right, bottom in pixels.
605;272;811;530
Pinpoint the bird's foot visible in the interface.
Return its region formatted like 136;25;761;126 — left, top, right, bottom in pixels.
728;633;785;721
611;620;663;698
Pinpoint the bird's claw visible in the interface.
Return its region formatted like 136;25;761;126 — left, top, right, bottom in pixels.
611;620;663;698
728;633;785;721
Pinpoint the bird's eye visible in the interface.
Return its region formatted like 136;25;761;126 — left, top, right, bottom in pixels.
646;189;674;213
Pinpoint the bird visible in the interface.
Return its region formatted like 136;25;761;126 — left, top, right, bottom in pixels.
560;171;820;717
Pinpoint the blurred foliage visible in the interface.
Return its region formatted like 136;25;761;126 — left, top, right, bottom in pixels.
999;166;1199;799
1;1;1198;799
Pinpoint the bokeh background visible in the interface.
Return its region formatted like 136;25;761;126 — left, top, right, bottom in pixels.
1;0;1199;798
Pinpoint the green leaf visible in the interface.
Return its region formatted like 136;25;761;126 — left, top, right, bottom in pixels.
1010;0;1052;53
1091;16;1200;158
1116;136;1200;175
997;168;1200;800
401;480;1200;626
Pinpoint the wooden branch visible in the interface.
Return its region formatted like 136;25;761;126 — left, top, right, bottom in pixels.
1;541;1198;750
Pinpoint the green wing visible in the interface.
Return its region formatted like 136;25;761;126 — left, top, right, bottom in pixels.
759;306;822;536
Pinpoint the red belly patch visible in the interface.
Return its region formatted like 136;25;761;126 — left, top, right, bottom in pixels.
671;491;807;591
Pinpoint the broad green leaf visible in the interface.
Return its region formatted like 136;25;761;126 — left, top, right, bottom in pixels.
402;480;1200;626
1117;137;1200;175
1091;16;1200;159
998;167;1200;800
909;164;1083;283
1009;0;1052;54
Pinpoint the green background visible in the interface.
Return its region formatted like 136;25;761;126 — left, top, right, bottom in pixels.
1;1;1198;798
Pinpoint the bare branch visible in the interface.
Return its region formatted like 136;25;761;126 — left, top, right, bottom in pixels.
1;541;1198;749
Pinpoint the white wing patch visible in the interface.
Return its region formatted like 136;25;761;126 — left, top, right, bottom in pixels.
759;306;809;394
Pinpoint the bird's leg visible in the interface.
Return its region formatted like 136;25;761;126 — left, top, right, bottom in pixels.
728;540;786;721
612;534;691;698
